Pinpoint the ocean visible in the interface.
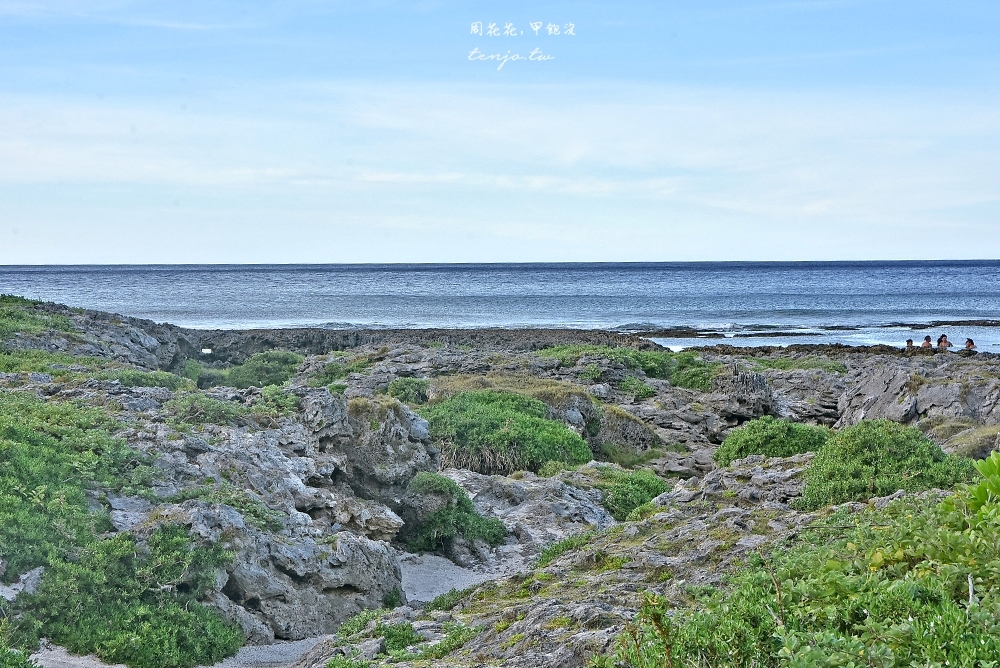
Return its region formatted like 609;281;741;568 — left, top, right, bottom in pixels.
2;261;1000;350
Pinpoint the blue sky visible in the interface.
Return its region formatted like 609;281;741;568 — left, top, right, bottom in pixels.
1;0;998;263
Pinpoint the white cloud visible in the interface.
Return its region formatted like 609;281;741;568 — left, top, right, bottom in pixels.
0;81;998;261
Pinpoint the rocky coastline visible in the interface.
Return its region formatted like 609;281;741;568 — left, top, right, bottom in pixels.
3;297;1000;668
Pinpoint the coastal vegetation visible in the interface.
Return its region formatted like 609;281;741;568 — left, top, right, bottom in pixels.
183;350;303;389
386;377;430;404
595;456;1000;668
796;419;976;510
404;472;507;552
0;390;240;667
713;415;830;466
537;345;720;391
0;295;74;340
419;390;591;474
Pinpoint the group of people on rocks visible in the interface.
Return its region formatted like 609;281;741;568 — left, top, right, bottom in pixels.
904;334;976;351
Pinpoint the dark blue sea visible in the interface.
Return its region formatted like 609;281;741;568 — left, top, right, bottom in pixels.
3;261;1000;350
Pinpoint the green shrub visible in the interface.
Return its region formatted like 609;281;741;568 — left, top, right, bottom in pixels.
13;526;241;668
165;393;247;426
619;376;655;399
713;416;830;467
596;468;669;520
250;385;300;421
226;351;303;389
537;345;720;391
0;349;117;376
376;622;422;652
325;656;371;668
795;419;977;510
0;643;37;668
424;586;476;612
536;531;596;568
307;356;371;387
419;390;591;474
401;623;479;660
338;608;385;637
0;295;74;340
95;369;193;391
405;472;507;552
598;477;1000;668
387;377;429;404
0;391;152;577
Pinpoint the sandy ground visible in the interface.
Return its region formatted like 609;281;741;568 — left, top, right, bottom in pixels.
27;553;508;667
30;638;324;668
397;552;510;606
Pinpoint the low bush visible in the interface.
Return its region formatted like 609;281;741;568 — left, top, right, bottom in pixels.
405;472;507;552
0;295;74;340
0;390;241;667
538;345;720;391
419;390;591;475
596;468;669;520
14;526;241;668
713;416;830;467
424;586;477;612
619;376;655;399
226;351;303;389
0;391;152;577
429;373;591;407
596;460;1000;667
376;622;422;652
337;609;385;637
387;377;429;404
0;349;117;376
168;482;284;531
307;355;372;388
183;351;302;389
795;419;976;510
535;532;596;568
165;393;247;426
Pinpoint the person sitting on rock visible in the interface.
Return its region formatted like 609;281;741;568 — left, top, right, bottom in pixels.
921;336;933;348
966;338;977;350
905;339;915;350
938;334;953;350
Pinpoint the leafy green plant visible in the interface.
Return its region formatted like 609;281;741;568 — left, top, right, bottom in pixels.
580;364;602;381
795;419;976;510
962;450;1000;512
713;416;830;467
536;532;596;568
337;608;385;637
619;376;656;399
404;472;507;552
597;480;1000;668
226;351;303;389
596;468;669;520
419;390;591;474
386;377;429;404
165;393;247;426
0;295;74;340
425;586;477;612
307;356;372;387
376;622;422;652
0;349;117;376
0;391;152;577
538;345;720;391
13;526;241;668
325;657;371;668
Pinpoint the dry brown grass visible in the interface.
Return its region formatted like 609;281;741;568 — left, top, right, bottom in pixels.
429;373;591;407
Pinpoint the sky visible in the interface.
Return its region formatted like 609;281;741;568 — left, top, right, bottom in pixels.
1;0;999;263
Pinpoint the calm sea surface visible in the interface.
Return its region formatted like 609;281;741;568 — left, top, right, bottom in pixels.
2;262;1000;349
